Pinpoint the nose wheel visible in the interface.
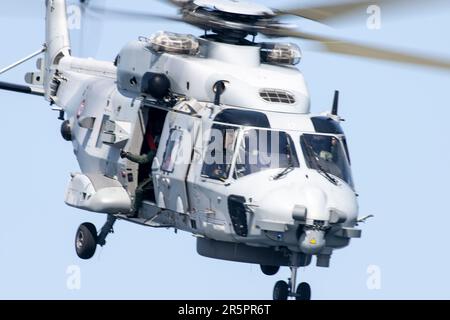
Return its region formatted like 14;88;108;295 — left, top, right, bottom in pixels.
273;267;311;301
296;282;311;300
272;266;311;300
273;280;289;300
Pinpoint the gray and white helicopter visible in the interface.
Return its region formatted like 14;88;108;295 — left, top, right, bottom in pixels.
1;0;450;300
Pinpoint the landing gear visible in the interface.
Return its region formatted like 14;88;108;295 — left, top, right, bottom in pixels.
96;215;116;247
75;215;116;260
272;252;312;300
75;223;97;260
260;265;280;276
296;282;311;301
273;280;289;300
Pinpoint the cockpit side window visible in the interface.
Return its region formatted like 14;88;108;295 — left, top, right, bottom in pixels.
342;136;351;164
234;129;299;178
300;134;353;187
201;124;239;181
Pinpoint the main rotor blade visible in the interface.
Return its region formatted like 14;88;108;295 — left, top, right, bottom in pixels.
87;6;184;23
275;29;450;70
275;0;445;23
74;1;106;58
157;0;193;8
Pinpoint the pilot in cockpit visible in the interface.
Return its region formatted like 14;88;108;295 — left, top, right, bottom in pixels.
319;136;339;163
208;128;237;181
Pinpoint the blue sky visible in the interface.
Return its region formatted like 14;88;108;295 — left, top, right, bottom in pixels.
0;0;449;299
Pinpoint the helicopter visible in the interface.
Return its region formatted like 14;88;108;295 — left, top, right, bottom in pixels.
1;0;450;300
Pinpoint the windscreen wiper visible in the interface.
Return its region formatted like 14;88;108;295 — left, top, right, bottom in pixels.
273;139;296;180
315;160;338;185
272;163;294;180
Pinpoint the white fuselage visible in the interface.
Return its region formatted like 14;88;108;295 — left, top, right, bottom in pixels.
50;36;360;267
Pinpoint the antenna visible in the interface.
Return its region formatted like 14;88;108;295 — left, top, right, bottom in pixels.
331;90;339;116
213;80;227;105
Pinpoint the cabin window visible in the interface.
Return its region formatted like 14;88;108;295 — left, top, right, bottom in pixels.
161;128;183;173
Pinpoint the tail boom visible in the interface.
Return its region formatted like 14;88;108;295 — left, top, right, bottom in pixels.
44;0;71;100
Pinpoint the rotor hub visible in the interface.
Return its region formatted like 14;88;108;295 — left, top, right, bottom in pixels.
181;5;290;43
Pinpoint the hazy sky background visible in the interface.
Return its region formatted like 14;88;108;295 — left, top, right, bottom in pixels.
0;0;449;299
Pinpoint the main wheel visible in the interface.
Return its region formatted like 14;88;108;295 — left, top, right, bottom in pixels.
273;280;289;300
295;282;311;301
260;265;280;276
75;223;98;260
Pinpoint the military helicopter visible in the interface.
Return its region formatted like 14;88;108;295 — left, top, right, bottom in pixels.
1;0;450;300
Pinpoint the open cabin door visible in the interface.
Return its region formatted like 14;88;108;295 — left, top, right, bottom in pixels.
152;111;200;214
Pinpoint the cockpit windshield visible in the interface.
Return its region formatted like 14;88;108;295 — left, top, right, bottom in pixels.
201;124;240;181
300;134;353;186
201;125;299;181
201;123;353;186
234;129;299;178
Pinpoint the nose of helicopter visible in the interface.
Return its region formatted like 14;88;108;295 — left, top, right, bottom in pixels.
255;170;358;254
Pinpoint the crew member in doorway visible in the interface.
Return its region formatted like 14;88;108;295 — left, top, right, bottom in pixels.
120;128;158;217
